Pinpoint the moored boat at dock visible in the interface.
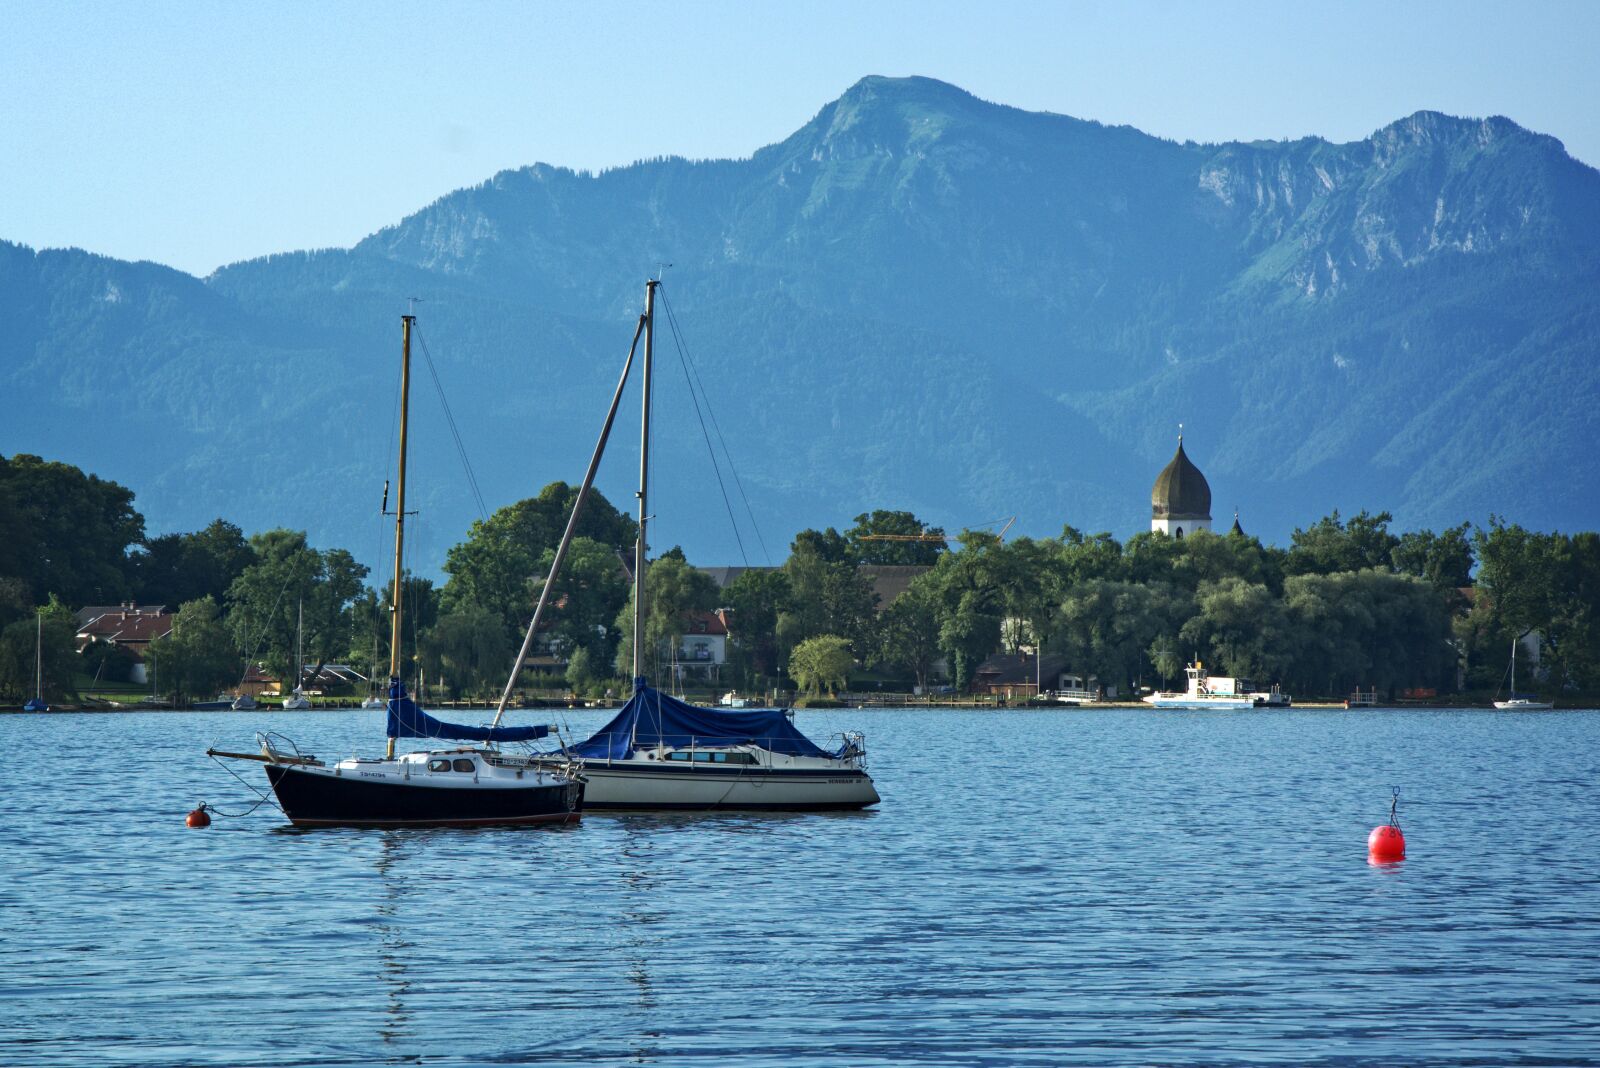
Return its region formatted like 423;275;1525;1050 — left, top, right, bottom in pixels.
1144;661;1291;709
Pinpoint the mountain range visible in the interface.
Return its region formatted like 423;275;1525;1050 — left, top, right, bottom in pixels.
4;75;1598;574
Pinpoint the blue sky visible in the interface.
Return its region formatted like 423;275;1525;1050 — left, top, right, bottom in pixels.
4;0;1597;277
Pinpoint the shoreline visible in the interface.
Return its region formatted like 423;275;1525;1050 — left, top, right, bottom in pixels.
4;700;1590;714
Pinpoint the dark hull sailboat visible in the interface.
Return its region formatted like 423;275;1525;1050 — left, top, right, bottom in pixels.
209;312;583;829
265;761;581;829
248;683;581;828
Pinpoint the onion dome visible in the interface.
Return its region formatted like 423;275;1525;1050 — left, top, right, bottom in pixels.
1151;436;1212;521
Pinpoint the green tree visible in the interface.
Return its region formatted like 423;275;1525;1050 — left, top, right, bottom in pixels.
144;597;239;701
0;577;31;631
778;531;877;650
0;603;78;701
565;645;594;694
422;602;513;699
1286;510;1400;576
846;510;946;565
1172;529;1286;593
0;453;145;604
131;519;254;606
1282;570;1455;697
787;634;855;696
1056;579;1191;694
531;536;629;664
613;548;719;681
304;547;370;675
1059;526;1126;584
874;581;943;690
1179;577;1288;682
355;575;441;686
1545;532;1600;692
441;482;636;634
917;531;1010;690
1473;517;1557;640
723;569;792;685
1392;523;1475;589
224;530;369;691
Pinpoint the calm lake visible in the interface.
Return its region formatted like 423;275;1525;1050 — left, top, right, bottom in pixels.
2;705;1597;1066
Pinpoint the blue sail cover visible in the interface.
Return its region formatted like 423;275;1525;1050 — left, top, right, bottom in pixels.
569;684;830;759
384;680;551;743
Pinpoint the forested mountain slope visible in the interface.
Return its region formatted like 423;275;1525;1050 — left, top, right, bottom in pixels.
4;76;1596;569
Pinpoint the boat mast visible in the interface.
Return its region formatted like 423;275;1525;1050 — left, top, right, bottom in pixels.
489;311;646;727
35;610;42;701
632;279;658;686
385;313;415;759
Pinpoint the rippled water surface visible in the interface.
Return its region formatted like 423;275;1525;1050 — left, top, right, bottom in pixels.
3;705;1599;1066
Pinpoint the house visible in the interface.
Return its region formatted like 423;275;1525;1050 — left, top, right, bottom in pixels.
971;652;1070;698
75;603;174;684
670;610;730;684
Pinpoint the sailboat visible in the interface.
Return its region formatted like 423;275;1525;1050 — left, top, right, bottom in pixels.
207;312;583;828
361;627;385;708
508;278;879;810
1493;635;1554;710
22;611;48;712
281;599;312;709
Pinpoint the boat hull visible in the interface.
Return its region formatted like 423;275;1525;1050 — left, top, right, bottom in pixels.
566;761;880;811
1142;695;1257;710
264;764;583;828
1493;699;1554;711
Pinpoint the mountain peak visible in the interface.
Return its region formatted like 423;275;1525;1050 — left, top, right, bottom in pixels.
1370;109;1564;158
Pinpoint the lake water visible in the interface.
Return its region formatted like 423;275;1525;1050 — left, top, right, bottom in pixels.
2;705;1597;1066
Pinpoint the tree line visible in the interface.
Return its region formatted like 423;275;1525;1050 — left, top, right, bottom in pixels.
3;450;1597;703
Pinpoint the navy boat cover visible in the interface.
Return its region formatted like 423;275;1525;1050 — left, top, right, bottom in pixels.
385;680;551;743
569;684;830;759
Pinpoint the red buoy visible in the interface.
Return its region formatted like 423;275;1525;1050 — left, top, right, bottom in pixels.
1367;824;1405;862
186;805;212;829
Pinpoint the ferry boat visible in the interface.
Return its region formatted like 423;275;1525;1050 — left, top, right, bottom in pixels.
1143;661;1291;709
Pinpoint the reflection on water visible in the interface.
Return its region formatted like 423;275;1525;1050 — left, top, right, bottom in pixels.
373;832;415;1048
1;705;1598;1065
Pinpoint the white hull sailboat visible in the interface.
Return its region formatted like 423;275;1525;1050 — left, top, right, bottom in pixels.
282;599;312;709
1493;636;1553;711
210;312;582;828
23;611;49;713
487;278;879;811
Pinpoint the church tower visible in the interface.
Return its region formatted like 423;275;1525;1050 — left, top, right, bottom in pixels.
1151;434;1212;538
